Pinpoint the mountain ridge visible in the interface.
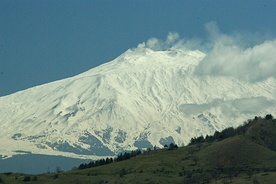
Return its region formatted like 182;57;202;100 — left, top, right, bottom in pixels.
0;47;275;160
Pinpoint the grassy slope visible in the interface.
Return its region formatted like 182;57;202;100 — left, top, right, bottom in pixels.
1;118;276;184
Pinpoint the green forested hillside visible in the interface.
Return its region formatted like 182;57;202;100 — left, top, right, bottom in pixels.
1;115;276;184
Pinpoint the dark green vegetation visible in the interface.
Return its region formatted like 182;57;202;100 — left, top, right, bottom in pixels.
0;115;275;183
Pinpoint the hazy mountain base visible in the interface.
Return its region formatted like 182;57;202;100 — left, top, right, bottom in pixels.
0;154;89;174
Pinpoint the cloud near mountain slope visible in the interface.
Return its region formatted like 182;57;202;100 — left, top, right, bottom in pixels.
138;22;276;83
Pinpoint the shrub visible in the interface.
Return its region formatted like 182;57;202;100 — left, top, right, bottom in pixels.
119;168;127;177
265;114;273;120
252;177;260;184
53;174;59;179
33;176;38;181
168;143;178;150
23;176;31;182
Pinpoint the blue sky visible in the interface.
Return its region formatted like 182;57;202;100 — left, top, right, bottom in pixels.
1;0;276;96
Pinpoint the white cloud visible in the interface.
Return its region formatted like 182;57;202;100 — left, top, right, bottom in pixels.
138;22;276;82
195;22;276;82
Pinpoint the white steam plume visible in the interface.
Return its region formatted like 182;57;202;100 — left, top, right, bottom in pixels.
138;22;276;82
138;32;185;51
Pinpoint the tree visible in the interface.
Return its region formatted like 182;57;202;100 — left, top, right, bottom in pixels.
146;147;152;153
225;167;234;182
53;174;59;179
213;131;221;140
265;114;273;120
195;143;202;151
33;176;38;181
56;166;62;173
105;157;111;164
119;168;127;177
190;135;206;144
116;153;123;162
188;146;195;156
205;135;213;142
190;174;201;184
220;127;235;139
211;169;219;180
123;152;131;160
192;156;199;165
252;177;260;184
23;176;31;182
199;173;212;183
246;167;253;178
168;143;178;150
78;163;86;170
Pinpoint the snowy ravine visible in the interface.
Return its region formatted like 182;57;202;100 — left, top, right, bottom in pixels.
0;47;276;160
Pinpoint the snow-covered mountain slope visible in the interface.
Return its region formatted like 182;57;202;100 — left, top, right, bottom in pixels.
0;47;276;159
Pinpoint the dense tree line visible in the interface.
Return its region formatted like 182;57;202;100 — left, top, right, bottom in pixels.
78;149;142;170
164;143;178;150
189;114;274;145
78;143;179;170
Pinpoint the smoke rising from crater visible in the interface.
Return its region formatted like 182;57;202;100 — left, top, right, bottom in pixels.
138;22;276;82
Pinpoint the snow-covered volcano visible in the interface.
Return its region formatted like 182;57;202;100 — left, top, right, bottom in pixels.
0;47;276;159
